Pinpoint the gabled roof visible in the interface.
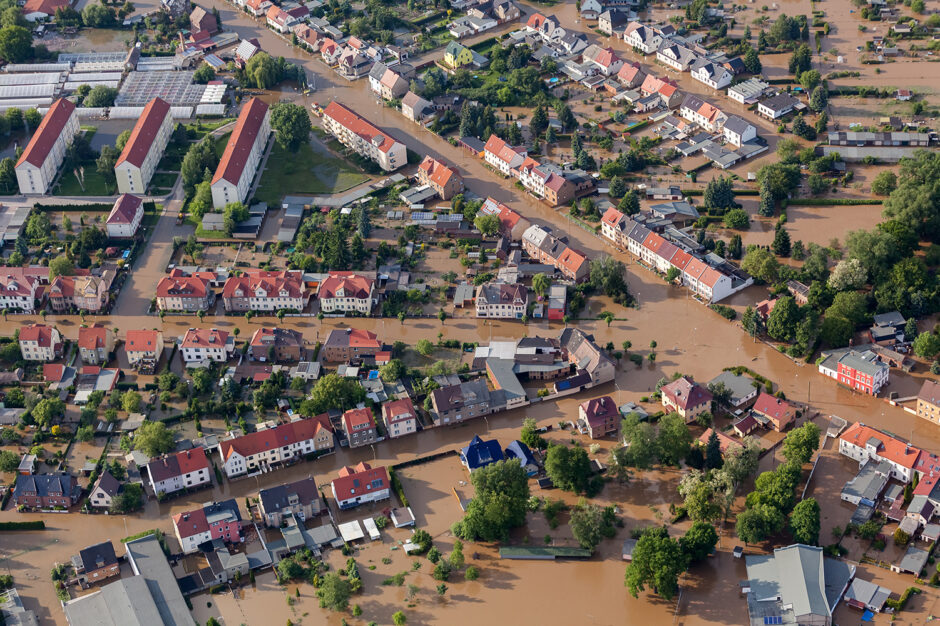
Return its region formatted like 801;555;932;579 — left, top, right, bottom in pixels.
126;330;162;353
23;0;68;16
259;476;320;513
20;323;57;346
220;419;329;461
580;395;617;427
840;422;922;469
342;407;376;432
331;462;389;501
92;470;122;497
147;449;209;483
918;380;940;407
324;328;380;351
212;98;269;185
181;328;229;349
461;435;504;470
79;541;118;572
115;98;172;169
156;274;211;298
323;101;399;154
382;398;416;424
418;156;461;190
78;324;108;351
107;194;144;225
318;272;374;300
17;98;75;168
661;376;712;410
222;270;304;299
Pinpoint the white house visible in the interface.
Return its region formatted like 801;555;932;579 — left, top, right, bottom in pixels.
0;269;43;312
475;282;528;319
15;98;79;195
322;101;405;171
622;22;662;54
19;323;61;362
656;43;698;72
331;462;390;509
88;471;121;509
483;134;526;175
146;450;212;497
757;93;800;120
180;328;235;364
218;420;325;478
317;272;375;315
838;422;921;484
690;59;732;90
106;194;145;239
583;45;624;76
114;97;173;195
210;98;271;209
727;77;771;104
723;115;758;147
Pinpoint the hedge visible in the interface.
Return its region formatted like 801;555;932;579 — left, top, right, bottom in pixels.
885;587;921;611
786;198;882;206
33;202;113;212
389;468;409;507
0;520;45;530
121;528;161;543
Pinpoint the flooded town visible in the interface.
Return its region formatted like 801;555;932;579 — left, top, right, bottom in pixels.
0;0;934;623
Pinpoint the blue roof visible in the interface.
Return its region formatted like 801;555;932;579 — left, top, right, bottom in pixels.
504;440;536;473
461;435;503;470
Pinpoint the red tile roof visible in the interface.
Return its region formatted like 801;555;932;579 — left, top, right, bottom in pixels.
126;330;161;353
697;428;743;453
483;134;524;165
343;407;376;433
212;98;269;185
331;462;389;502
16;99;75;168
661;376;712;411
618;62;643;83
670;249;692;271
220;420;327;460
78;324;108;351
222;270;304;299
43;363;64;382
318;272;374;300
20;323;56;346
323;101;398;154
751;392;793;425
602;207;625;228
107;194;143;225
115;98;171;169
580;395;617;428
156;274;211;299
23;0;68;17
683;257;708;280
0;269;40;298
840;422;922;470
642;232;666;255
699;267;724;289
181;328;229;349
418;156;460;190
382;398;415;425
149;449;210;484
557;247;587;276
173;508;209;538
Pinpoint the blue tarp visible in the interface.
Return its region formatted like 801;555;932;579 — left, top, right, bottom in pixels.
861;610;874;622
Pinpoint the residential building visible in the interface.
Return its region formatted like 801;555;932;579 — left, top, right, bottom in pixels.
679;94;727;132
146;449;212;496
0;268;43;312
757;93;800;120
173;499;243;554
478;196;531;239
156;270;214;312
827;130;932;148
382;398;417;439
697;428;743;456
12;473;80;509
460;435;504;471
416;156;464;200
917;380;940;425
19;323;62;362
504;439;538;476
431;378;492;425
249;327;303;362
322;101;405;171
219;418;333;478
76;541;121;585
125;329;164;373
661;376;713;422
841;459;890;506
258;477;323;527
751;392;794;432
180;328;235;363
622;22;662;54
78;324;113;365
690;59;732;89
266;5;298;32
114;97;173;195
559;328;616;387
484;134;527;175
639;74;681;107
342;407;378;448
15;98;79;195
49;270;114;313
723;115;758;147
106;194;145;238
599;9;629;36
743;544;854;626
579;395;619;439
211;98;271;209
788;280;810;305
656;42;697;72
401;91;434;123
23;0;70;20
221;269;308;312
368;63;409;100
544;172;578;207
494;1;520;21
727;77;771;104
317;272;375;315
838;422;922;483
321;328;380;362
617;61;646;88
707;370;758;409
836;350;889;395
475;281;528;319
331;462;390;509
443;41;474;67
583;45;624;75
88;470;122;509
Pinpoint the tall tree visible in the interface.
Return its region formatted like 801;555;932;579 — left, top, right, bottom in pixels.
789;498;821;545
704;430;723;470
625;527;687;600
452;460;530;541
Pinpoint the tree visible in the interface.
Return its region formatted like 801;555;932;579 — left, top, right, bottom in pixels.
827;258;867;292
32;398;65;428
736;503;784;544
609;176;626;199
83;85;118;107
245;52;278;89
379;359;405;382
790;498;820;545
473;214;500;237
743;47;762;74
110;483;143;513
520;417;546;451
771;225;791;257
704;430;723;470
193;63;216;84
825;291;869;326
723;439;761;486
532;273;551;298
799;69;821;91
48;254;75;280
452;460;529;542
766;295;799;342
680;521;718;564
544;444;594;494
704;176;736;210
620;413;657;469
782;422;821;466
0;450;18;471
569;501;610;551
180;137;218;195
722;209;749;230
871;170;898;196
599;311;615;327
657;412;693;466
809;85;828;113
392;611;407;626
121;390;142;413
529;105;548;137
624;527;687;600
0;157;15;194
619;189;640;215
679;471;726;523
758;182;775;217
0;26;31;63
416;339;434;357
317;573;351;611
270;102;312;152
913;332;940;359
788;44;812;77
134;421;175;457
819;315;854;347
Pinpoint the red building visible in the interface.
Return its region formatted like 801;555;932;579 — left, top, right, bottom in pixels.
173;499;242;553
578;395;619;439
836;350;889;395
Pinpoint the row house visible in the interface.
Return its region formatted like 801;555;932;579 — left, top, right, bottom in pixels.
483;134;527;176
559;328;616;387
521;224;590;281
180;328;235;364
258;477;323;527
249;327;304;362
582;45;624;76
19;323;62;362
243;0;273;16
639;74;681;108
12;473;80;509
125;329;164;373
218;417;334;478
690;59;732;90
417;156;464;200
49;270;115;313
78;324;113;365
265;5;300;33
401;91;434;124
0;269;43;312
342;407;378;448
331;462;390;510
475;281;528;319
680;94;728;132
322;101;405;171
15;98;79;195
146;449;212;497
221;269;308;312
156;269;215;312
75;542;120;584
622;22;663;54
382;398;417;439
106;194;145;239
317;271;375;315
368;63;409;100
114;97;174;196
657;42;697;72
430;378;491;425
211;98;271;209
173;499;242;554
321;328;380;362
837;350;889;395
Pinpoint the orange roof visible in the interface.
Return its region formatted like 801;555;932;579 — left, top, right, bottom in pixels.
698;267;724;288
107;194;143;225
382;398;415;424
418;156;461;190
221;419;326;461
348;329;379;348
697;428;743;454
484;134;524;164
318;272;374;300
323;101;398;154
618;62;643;82
670;249;692;271
602;206;625;228
181;328;229;349
222;270;304;299
212;98;269;185
683;257;708;280
840;422;922;469
642;232;666;255
156;274;210;299
557;247;587;275
16;99;75;168
23;0;68;16
698;101;722;122
78;324;108;351
342;407;376;432
126;330;161;353
115;98;171;169
20;324;56;346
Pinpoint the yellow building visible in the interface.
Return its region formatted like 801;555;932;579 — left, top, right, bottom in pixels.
444;41;473;68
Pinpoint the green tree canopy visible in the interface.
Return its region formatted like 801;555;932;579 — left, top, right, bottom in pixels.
134;421;175;457
624;527;687;600
270;102;312;152
453;460;529;541
789;497;820;545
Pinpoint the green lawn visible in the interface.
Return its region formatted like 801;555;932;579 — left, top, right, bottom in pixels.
214;132;232;158
253;140;369;205
55;164;116;196
149;172;178;190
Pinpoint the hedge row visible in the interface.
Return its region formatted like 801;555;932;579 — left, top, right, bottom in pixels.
786;198;882;206
33;203;113;212
0;520;45;530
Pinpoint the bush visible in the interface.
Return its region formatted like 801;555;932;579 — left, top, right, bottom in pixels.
0;521;45;530
465;565;479;581
709;304;736;320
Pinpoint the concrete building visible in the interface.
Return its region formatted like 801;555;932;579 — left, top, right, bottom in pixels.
88;470;122;509
248;327;304;362
317;272;375;315
917;380;940;425
0;268;44;312
258;477;323;527
382;397;417;439
15;98;79;195
322;101;406;171
156;270;214;312
211;98;271;209
342;407;378;449
431;378;492;425
49;270;115;313
331;462;390;509
179;328;234;363
106;194;145;238
115;97;174;195
19;323;62;362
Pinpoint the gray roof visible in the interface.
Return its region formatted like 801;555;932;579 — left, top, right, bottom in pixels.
124;535;191;626
485;359;526;402
707;370;756;405
259;477;320;515
898;545;929;574
841;459;890;503
838;350;887;377
723;114;755;136
760;92;799;112
844;577;892;611
64;576;164;626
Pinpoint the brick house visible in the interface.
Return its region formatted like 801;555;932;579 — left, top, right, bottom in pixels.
661;376;713;423
342;407;378;448
248;327;304;362
76;541;121;584
78;324;114;365
12;473;80;509
382;398;417;439
835;350;888;395
579;395;619;439
88;470;122;509
321;328;380;362
430;379;491;425
417;156;464;200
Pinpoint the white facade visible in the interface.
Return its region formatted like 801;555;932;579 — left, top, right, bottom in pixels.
322;104;406;172
88;483;115;509
839;437;914;483
115;108;174;195
176;527;211;555
219;436;318;478
210;105;271;209
690;63;732;89
723;122;758;147
181;343;233;363
319;294;372;314
332;482;390;509
149;466;211;496
15;108;79;195
19;327;61;362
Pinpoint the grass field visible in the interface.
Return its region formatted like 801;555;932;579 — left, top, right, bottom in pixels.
253;140;369;205
214;132;232;158
55;166;115;196
149;172;178;191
